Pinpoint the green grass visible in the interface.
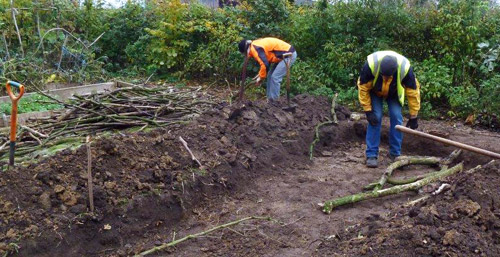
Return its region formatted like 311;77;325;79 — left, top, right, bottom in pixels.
0;93;64;115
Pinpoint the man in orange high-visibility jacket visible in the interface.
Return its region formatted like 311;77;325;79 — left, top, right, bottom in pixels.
238;37;297;100
358;51;421;168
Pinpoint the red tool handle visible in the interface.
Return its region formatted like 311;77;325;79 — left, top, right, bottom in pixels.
6;81;25;142
6;81;25;167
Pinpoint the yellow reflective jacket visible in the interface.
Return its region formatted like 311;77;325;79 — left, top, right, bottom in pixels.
357;51;421;116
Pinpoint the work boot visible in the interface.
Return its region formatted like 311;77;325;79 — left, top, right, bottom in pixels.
366;157;378;168
389;154;399;162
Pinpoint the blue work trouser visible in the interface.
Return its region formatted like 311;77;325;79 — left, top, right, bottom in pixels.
366;92;403;158
266;51;297;100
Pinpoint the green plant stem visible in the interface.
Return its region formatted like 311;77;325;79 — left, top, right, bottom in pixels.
135;216;272;256
309;93;338;160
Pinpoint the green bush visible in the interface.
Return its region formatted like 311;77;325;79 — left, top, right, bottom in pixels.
288;60;327;95
414;57;453;116
477;75;500;117
1;0;499;124
183;8;243;80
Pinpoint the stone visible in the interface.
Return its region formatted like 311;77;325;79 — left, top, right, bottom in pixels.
321;151;333;157
60;191;78;206
350;113;362;121
105;181;117;190
443;229;461;246
6;228;17;239
39;192;52;210
54;185;65;193
273;113;287;124
220;136;231;146
454;199;481;217
242;110;258;120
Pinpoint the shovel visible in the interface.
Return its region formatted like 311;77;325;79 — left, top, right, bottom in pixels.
238;55;249;102
6;81;25;169
282;53;297;112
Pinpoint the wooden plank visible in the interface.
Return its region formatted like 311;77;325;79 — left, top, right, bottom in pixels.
0;82;117;104
0;110;58;127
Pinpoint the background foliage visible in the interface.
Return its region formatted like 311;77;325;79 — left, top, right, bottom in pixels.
0;0;498;125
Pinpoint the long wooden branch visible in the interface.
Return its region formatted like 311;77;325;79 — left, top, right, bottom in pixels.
363;171;439;190
396;125;500;159
321;162;464;214
135;216;272;256
373;157;441;191
373;150;462;191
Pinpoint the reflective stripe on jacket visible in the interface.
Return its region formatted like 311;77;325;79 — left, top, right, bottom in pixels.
248;37;295;78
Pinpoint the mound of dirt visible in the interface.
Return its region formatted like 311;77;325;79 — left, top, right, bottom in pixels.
317;161;500;257
0;95;353;256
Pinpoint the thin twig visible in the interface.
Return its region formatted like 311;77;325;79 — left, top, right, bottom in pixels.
20;125;48;138
135;216;272;256
29;132;42;145
1;33;10;59
34;28;103;55
179;136;203;168
10;0;24;58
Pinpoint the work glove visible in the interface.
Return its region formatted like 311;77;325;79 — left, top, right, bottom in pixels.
365;111;378;126
406;117;418;129
252;75;262;85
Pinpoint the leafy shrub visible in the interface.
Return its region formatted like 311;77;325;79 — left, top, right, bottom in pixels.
184;8;243;80
288;60;326;95
477;75;500;117
414;57;452;111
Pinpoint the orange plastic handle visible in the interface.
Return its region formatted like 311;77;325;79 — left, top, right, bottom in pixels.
6;81;25;103
6;81;25;143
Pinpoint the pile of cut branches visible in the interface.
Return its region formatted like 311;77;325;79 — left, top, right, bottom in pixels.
0;84;215;165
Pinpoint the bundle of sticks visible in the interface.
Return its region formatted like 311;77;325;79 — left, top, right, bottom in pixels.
0;84;215;164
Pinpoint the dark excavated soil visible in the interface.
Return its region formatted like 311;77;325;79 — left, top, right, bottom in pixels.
0;94;498;257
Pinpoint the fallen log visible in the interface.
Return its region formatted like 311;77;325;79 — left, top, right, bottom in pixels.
321;162;463;214
372;150;461;191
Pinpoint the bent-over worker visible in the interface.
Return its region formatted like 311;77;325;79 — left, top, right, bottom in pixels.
358;50;421;168
238;37;297;100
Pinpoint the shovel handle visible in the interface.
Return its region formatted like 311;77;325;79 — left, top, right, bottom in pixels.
396;125;500;159
6;81;25;168
6;81;25;103
283;54;292;105
239;56;249;102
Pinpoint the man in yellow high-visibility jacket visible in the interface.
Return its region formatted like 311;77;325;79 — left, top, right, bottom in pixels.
358;51;421;168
